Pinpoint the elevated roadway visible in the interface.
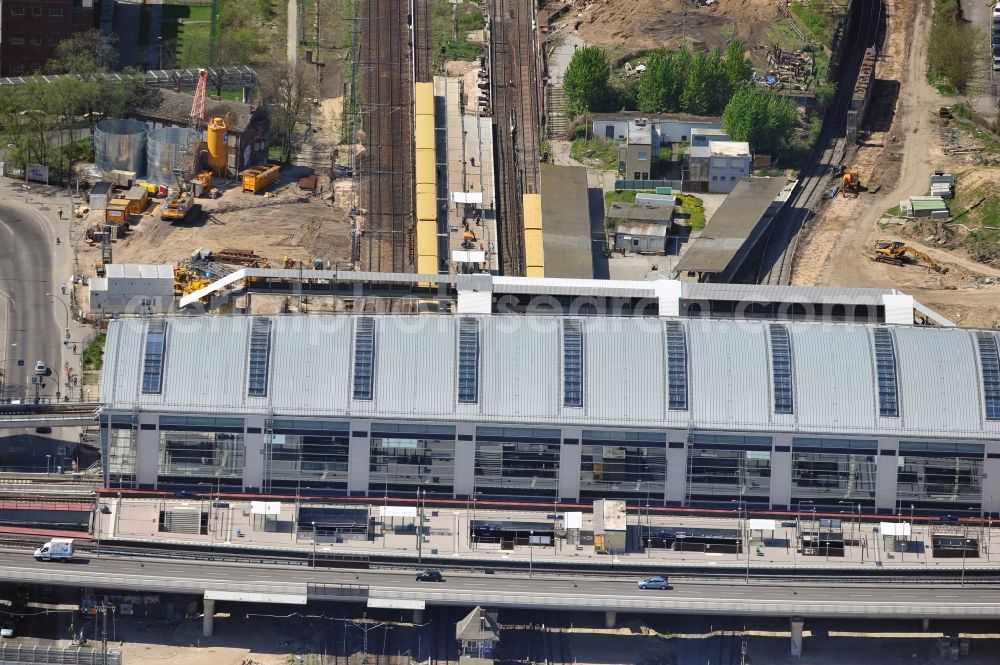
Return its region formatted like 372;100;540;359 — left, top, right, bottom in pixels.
2;549;998;623
0;403;99;429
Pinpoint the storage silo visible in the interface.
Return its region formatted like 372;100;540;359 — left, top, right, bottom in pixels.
146;127;202;187
206;117;228;175
94;119;149;176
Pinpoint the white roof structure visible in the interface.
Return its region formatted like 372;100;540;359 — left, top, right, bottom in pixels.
879;522;912;537
105;264;174;279
709;140;751;157
101;314;1000;440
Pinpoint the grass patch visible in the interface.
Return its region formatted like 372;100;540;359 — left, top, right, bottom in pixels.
432;0;485;66
571;137;619;170
604;190;640;207
676;193;706;230
81;333;106;371
790;0;835;43
162;3;213;21
763;20;805;51
885;204;902;216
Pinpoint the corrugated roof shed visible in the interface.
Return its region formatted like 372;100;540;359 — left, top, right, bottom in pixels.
101;314;1000;440
539;164;594;280
674;177;791;277
135;89;261;133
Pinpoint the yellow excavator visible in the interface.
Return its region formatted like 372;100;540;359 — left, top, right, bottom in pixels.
870;240;948;273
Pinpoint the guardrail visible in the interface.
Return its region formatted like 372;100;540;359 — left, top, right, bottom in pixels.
0;645;120;665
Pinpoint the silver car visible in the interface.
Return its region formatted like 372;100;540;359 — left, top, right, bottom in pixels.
637;576;670;590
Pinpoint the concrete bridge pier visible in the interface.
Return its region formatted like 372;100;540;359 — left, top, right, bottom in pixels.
922;618;931;631
203;598;215;637
790;617;804;657
414;609;424;624
604;611;617;628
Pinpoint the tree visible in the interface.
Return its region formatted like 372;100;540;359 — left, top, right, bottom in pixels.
681;51;712;115
663;48;689;113
928;21;985;94
261;62;315;163
563;46;610;114
637;48;669;113
722;85;798;153
47;30;119;74
725;41;753;91
705;47;731;114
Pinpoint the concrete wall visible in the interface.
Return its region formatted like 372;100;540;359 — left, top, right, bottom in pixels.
89;276;175;316
707;156;752;194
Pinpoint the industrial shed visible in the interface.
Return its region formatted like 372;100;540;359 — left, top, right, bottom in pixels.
134;89;269;177
100;311;1000;515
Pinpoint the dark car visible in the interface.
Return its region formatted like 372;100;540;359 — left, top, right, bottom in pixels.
415;570;444;582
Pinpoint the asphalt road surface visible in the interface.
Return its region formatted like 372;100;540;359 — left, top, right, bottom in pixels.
0;199;60;405
1;549;998;618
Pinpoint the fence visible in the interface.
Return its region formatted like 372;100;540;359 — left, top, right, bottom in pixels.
0;644;121;665
613;179;682;191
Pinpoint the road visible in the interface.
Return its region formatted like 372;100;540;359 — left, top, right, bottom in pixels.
4;549;1000;619
0;198;61;404
960;0;998;121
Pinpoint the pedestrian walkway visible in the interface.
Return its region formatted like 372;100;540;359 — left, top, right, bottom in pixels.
95;495;1000;573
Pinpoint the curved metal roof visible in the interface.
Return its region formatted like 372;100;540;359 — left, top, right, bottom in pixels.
101;314;999;440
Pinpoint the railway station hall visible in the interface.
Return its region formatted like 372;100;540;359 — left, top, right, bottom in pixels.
99;306;1000;515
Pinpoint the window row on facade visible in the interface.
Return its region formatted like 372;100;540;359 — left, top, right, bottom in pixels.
103;416;994;512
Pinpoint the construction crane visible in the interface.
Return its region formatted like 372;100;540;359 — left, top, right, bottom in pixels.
841;169;861;197
870;240;949;273
159;69;207;224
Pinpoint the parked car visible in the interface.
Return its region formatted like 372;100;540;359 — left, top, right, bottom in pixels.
994;55;1000;71
415;570;444;582
0;624;13;638
637;576;671;590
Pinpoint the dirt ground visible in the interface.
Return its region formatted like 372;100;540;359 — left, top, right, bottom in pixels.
72;94;356;298
789;0;1000;328
571;0;783;54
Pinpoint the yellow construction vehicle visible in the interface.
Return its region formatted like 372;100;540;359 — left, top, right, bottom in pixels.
160;190;200;223
842;170;861;197
870;240;948;273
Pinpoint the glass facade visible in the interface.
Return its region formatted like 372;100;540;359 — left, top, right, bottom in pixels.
107;429;136;486
475;427;561;496
266;420;350;490
897;441;984;509
687;434;772;504
157;431;245;482
370;423;456;496
791;438;877;506
580;430;667;500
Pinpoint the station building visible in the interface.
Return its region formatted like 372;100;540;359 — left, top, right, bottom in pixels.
99;310;1000;515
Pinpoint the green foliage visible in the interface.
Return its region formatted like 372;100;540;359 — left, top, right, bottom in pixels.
676;193;706;230
604;189;640;207
725;41;753;91
722;85;798;153
928;20;985;94
432;0;485;67
634;43;749;115
681;51;712;115
81;333;107;371
790;0;834;42
571;136;619;170
47;30;118;74
814;82;837;110
564;46;611;114
637;49;669;113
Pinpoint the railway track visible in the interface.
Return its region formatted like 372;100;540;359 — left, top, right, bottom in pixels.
754;0;885;285
488;0;541;276
429;607;458;665
359;0;415;273
411;0;433;83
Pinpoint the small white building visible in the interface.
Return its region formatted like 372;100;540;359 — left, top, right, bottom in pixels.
89;264;175;316
690;128;731;147
688;140;752;193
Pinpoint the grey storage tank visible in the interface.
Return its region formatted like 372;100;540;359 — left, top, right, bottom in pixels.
94;119;149;176
146;126;201;187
